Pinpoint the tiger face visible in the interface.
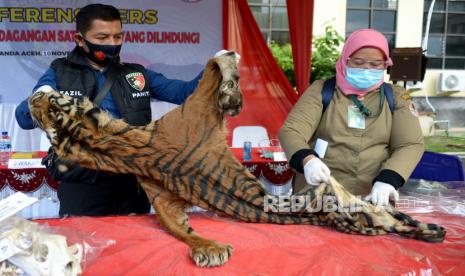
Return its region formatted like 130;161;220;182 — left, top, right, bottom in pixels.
215;52;242;116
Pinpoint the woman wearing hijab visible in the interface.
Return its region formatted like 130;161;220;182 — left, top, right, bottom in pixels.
279;29;424;206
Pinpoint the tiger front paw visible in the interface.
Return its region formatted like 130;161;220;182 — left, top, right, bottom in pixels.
189;240;233;267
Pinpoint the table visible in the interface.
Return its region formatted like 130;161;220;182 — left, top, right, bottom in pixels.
0;148;294;218
0;152;60;218
230;147;294;195
36;208;465;275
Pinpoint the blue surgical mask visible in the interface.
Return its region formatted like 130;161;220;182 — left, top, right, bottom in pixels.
346;67;384;90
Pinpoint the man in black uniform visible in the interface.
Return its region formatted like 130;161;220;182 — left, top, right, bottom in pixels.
15;3;206;216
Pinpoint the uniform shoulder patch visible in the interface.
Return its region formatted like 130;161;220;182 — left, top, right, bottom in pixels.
401;92;412;101
125;72;146;91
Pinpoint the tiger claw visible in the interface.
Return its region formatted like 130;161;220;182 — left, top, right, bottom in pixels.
190;241;233;267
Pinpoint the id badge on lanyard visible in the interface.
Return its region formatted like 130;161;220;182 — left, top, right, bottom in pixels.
348;105;365;129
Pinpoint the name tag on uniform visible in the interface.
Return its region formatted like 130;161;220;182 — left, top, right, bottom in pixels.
131;91;150;98
348;105;365;129
314;138;328;158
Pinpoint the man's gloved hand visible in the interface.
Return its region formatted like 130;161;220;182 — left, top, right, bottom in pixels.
303;157;331;186
214;49;241;64
364;181;399;206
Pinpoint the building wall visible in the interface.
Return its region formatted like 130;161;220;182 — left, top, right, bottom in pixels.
312;0;347;37
312;0;465;98
396;0;424;47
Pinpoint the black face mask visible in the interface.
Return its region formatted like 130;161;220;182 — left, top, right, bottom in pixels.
81;38;122;66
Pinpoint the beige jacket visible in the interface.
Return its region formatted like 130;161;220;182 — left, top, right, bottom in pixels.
279;79;424;195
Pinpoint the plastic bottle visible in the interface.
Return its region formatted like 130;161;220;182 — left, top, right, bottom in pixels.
0;131;11;166
243;141;252;161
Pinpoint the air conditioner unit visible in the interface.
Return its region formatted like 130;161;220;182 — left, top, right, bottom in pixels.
438;71;465;94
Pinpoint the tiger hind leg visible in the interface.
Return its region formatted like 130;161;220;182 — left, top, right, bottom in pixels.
137;177;233;267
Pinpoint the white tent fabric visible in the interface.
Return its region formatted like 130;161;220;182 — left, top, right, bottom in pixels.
0;103;43;152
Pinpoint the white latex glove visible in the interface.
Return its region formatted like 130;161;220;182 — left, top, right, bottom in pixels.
214;49;241;64
303;157;331;186
364;181;399;206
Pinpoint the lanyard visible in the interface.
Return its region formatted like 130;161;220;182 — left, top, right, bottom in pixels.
348;86;385;117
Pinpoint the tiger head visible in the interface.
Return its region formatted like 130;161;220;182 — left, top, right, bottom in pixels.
214;51;243;117
29;90;68;148
29;91;55;130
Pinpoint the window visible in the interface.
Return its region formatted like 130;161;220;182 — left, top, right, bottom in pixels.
248;0;289;45
423;0;465;69
346;0;398;49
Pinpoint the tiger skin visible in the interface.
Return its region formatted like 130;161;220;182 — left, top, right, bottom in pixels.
29;52;445;268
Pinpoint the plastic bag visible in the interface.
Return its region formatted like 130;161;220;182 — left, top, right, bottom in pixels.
0;216;115;275
398;179;465;216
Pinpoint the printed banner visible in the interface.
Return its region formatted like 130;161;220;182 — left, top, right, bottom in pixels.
0;0;222;103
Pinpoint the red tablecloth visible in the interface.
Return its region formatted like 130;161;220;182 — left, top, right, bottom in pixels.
0;152;59;193
38;211;465;275
230;147;294;185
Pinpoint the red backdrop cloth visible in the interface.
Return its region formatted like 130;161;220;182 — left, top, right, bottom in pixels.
287;0;314;94
223;0;298;144
38;211;465;275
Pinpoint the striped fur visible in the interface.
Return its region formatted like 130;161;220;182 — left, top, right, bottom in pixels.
29;53;445;267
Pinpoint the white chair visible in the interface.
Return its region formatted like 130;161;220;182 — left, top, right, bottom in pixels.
232;126;270;148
